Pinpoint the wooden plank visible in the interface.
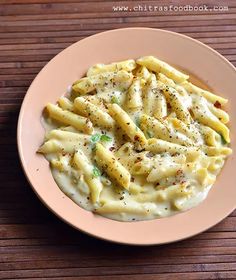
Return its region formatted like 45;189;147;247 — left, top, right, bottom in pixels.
1;14;236;27
1;21;236;33
0;1;235;16
11;272;236;280
0;1;235;279
0;263;236;279
0;35;236;46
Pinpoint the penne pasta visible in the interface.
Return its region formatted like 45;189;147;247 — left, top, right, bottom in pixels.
95;143;131;190
74;97;114;129
46;103;93;134
38;55;232;222
181;81;228;105
58;97;74;111
87;59;136;76
140;114;193;146
137;56;189;83
126;78;143;109
74;150;103;203
108;103;147;147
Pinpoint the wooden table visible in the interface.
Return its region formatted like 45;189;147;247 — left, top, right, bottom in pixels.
0;1;236;279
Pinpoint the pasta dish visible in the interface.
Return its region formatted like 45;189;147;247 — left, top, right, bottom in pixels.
38;56;232;221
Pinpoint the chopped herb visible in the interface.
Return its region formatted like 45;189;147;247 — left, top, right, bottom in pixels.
135;117;140;128
91;133;101;143
100;134;112;142
92;166;101;177
111;96;120;104
219;133;227;145
92;145;97;152
146;130;153;138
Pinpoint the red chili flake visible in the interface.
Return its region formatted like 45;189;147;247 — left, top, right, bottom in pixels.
134;157;142;163
134;135;140;141
214;100;222;109
167;103;171;109
189;108;194;117
176;169;183;175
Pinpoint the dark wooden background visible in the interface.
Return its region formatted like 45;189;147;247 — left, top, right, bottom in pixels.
0;1;236;279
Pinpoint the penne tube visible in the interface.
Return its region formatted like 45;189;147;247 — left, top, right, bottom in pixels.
46;103;93;134
38;132;89;154
208;102;229;124
72;77;94;95
157;72;176;87
203;146;232;156
142;74;167;119
87;59;136;76
136;56;189;83
140;114;193;146
152;89;167;120
95;143;131;190
108;103;147;147
58;97;74;111
162;85;192;124
157;73;189;98
74;97;114;129
146;138;197;155
72;70;133;95
38;140;65;154
199;125;222;147
191;98;230;143
126;78;143;109
135;66;151;80
168;118;203;144
143;74;157;115
74;150;103;203
181;81;228;105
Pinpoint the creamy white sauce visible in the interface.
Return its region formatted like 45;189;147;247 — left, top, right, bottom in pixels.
40;64;231;222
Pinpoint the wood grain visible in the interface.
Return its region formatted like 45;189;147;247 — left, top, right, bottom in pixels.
0;1;236;279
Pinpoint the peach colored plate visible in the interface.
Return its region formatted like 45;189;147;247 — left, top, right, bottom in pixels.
17;28;236;245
